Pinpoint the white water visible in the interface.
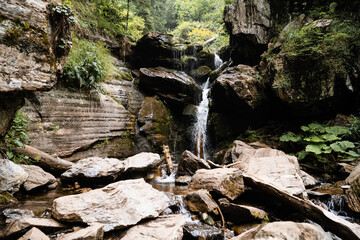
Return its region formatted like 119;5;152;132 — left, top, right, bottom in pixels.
214;54;223;70
154;168;176;183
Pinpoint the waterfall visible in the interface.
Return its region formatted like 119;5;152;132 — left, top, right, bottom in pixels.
194;54;223;160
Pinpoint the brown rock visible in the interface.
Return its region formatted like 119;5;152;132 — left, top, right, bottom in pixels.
190;168;245;200
185;190;218;214
345;163;360;213
20;164;56;191
18;227;50;240
57;225;104;240
177;150;210;176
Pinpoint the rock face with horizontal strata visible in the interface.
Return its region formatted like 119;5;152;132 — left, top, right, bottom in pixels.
52;178;170;232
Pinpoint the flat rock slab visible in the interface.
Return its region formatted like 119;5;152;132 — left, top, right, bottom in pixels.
52;178;169;232
61;157;126;182
120;214;185;240
20;164;56;191
0;159;28;193
123;152;161;173
18;227;50;240
218;198;268;224
0;217;66;239
190;168;244;200
232;221;332;240
57;224;104;240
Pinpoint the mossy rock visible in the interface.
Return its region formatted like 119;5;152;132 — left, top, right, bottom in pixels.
190;66;212;83
196;49;215;69
0;192;18;205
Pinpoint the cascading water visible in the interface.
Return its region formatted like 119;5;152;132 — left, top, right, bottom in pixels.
194;54;223;159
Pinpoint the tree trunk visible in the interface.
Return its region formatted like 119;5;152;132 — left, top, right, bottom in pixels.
14;145;72;173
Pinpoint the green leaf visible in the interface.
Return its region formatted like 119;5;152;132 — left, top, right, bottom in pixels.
14;139;24;148
297;150;309;160
305;143;327;154
346;150;360;157
280;132;302;142
6;151;14;159
325;126;349;136
330;141;355;153
321;134;341;142
302;123;326;133
304;135;325;143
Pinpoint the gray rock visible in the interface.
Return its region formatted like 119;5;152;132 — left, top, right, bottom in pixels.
120;214;185;240
20;164;56;191
52;178;169;232
177;150;210;176
0;217;66;239
56;224;104;240
2;209;35;223
184;222;224;240
190;168;245;200
300;170;317;188
123;152;162;173
18;227;50;240
61;157;126;182
0;159;28;193
232;221;332;240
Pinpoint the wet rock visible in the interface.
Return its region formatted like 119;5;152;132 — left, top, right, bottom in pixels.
300;170;317;188
211;65;267;115
177;150;210;176
218;198;268;224
175;175;192;185
18;227;50;240
137;97;172;149
23;87;137;162
223;0;271;65
119;214;185;240
123;152;162;173
190;66;212;83
190;168;245;200
0;159;28;193
20;164;56;191
61;157;126;184
52;178;169;232
57;225;104;240
232;221;332;240
185;190;218;214
227;141;306;197
183;222;224;240
139;67;202;106
2;209;35;223
345;163;360;213
0;217;66;239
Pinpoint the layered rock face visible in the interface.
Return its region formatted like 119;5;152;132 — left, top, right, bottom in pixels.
224;0;272;65
0;0;60;136
23;80;142;161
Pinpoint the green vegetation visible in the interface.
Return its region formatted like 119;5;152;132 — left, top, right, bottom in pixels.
62;37;112;93
280;121;360;166
1;110;33;165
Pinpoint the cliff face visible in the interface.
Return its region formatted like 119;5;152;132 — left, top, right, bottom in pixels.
0;0;60;136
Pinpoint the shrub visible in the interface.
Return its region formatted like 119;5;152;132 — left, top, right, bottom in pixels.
62;38;112;93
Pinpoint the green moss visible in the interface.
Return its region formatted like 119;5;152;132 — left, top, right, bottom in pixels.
0;192;18;205
4;26;24;45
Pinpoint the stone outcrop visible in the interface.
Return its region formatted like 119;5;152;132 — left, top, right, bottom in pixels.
20;164;56;191
0;217;66;239
52;178;169;232
0;159;28;193
190;168;245;200
224;0;271;65
18;227;50;240
119;214;185;240
211;65;267;114
57;225;104;240
232;221;331;240
23;85;137;161
139;67;202;106
227;141;306;197
177;150;210;176
345;163;360;213
218;198;268;224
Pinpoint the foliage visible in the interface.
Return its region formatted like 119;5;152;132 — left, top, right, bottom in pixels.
280;122;360;164
238;128;263;142
1;110;33;165
62;38;112;93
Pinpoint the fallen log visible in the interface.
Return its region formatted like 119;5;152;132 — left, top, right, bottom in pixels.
243;173;360;240
13;145;72;172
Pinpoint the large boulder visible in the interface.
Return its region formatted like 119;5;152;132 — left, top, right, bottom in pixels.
225;141;306;197
0;159;28;193
211;65;268;115
52;178;169;232
224;0;271;65
20;164;56;191
345;164;360;213
139;67;202;106
0;217;66;239
177;150;210;176
60;157;126;184
123;152;162;173
119;214;185;240
190;168;245;200
232;221;331;240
